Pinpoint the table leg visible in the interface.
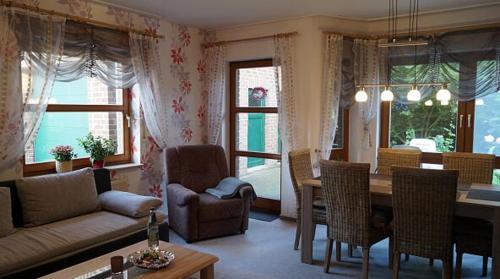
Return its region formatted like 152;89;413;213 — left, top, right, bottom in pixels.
492;208;500;279
301;185;313;264
200;264;214;279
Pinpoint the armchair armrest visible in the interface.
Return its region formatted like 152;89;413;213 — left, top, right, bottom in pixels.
168;183;199;206
239;185;254;199
98;190;162;218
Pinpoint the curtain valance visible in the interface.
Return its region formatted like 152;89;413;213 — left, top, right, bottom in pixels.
56;21;136;88
389;28;500;102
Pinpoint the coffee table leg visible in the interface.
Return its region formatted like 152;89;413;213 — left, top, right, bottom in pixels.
492;208;500;279
200;264;214;279
301;184;313;264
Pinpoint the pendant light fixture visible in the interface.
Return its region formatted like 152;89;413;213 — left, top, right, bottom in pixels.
381;86;394;101
436;84;451;102
354;0;450;103
407;84;421;101
424;99;433;106
355;87;368;102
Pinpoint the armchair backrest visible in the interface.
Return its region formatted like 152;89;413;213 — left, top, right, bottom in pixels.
166;145;229;193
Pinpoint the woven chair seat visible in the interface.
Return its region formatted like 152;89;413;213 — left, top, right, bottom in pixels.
313;207;327;224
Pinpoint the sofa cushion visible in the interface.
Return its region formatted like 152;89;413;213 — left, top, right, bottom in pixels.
99;190;163;217
0;211;166;276
16;167;100;227
198;193;244;222
0;188;15;237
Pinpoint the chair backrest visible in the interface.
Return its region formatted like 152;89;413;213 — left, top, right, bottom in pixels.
288;149;314;207
377;148;422;176
166;145;229;193
442;152;495;185
320;160;371;246
392;167;458;260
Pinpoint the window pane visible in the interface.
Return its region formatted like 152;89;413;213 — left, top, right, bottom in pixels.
236;67;278;108
236;113;280;154
389;64;459;152
473;61;500;156
25;112;124;164
236;156;280;200
333;109;343;149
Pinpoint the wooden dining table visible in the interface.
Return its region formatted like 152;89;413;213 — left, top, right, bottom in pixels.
301;175;500;279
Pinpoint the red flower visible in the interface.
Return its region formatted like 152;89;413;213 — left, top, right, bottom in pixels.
145;27;158;39
147;136;160;152
179;31;191;47
197;60;206;74
180;79;192;95
170;48;184;65
149;184;163;198
110;170;118;179
181;127;193;142
197;104;206;120
130;135;138;154
172;97;184;114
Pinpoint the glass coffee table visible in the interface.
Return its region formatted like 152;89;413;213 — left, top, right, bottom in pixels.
41;241;218;279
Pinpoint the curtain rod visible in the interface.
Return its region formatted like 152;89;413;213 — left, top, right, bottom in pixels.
0;0;164;39
203;31;298;48
323;21;500;40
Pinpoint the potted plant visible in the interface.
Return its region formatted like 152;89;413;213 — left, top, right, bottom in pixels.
50;145;77;173
78;133;117;169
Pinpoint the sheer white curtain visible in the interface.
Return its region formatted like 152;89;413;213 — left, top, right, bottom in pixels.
204;44;226;145
0;8;65;172
129;33;168;151
353;39;387;149
317;34;343;164
274;35;298;153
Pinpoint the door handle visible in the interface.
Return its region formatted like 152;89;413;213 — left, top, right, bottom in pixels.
459;114;464;128
467;114;471;128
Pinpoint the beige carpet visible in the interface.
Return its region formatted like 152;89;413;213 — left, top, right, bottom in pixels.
169;218;487;279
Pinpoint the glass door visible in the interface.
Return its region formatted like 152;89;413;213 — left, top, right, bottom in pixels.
229;59;281;213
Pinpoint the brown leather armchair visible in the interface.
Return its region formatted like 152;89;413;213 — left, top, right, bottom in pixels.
166;145;253;242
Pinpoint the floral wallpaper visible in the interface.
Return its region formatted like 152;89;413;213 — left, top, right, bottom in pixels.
3;0;210;201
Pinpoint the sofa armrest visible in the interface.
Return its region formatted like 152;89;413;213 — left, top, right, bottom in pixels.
168;183;199;206
99;190;162;218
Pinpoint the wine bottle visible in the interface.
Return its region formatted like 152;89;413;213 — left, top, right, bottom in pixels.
147;208;159;251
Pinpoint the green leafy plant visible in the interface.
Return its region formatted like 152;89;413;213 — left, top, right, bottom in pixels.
50;145;77;162
77;133;117;162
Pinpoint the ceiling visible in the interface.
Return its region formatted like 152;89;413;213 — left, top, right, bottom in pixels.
99;0;500;29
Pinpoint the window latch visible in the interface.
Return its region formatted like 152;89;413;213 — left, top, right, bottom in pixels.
126;114;131;128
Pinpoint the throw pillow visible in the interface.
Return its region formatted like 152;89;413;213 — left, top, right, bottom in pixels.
16;167;100;227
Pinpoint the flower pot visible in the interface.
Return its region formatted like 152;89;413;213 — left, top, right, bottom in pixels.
55;160;73;173
92;160;105;169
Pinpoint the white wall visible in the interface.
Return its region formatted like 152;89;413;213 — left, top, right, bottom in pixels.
215;5;500;218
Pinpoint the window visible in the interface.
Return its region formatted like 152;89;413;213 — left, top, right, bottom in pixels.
23;76;131;175
381;58;500;179
331;108;349;161
383;63;459;153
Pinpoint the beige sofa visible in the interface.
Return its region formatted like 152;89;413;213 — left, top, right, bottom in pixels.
0;168;169;279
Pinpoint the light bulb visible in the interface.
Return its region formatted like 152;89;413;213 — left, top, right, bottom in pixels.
355;88;368;102
407;85;421;101
424;100;433;106
436;84;451;101
380;86;394;102
440;100;449;106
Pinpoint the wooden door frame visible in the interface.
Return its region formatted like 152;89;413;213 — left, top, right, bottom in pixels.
229;59;281;214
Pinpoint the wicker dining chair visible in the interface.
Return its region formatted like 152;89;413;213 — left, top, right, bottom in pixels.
376;148;422;176
320;160;392;279
288;149;326;250
443;152;495;278
391;167;459;279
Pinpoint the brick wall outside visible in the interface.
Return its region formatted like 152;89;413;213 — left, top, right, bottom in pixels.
236;67;280;177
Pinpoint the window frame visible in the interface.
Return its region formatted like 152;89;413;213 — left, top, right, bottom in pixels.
23;88;132;176
380;54;500;168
